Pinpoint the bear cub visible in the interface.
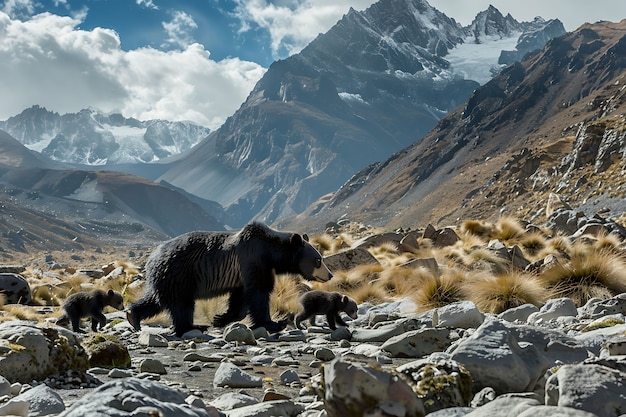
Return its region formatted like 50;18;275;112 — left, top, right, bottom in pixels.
58;289;125;333
295;290;358;330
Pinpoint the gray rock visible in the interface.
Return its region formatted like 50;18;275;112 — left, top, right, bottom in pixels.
223;400;304;417
58;378;213;416
322;358;425;417
0;375;10;397
223;322;256;345
381;328;453;358
575;323;626;356
0;400;29;417
397;358;472;414
138;332;169;347
0;321;88;383
323;248;380;272
314;348;335;361
0;273;32;304
545;364;626;417
210;392;258;411
527;297;577;325
213;362;262;388
498;304;539;323
449;319;551;394
280;369;300;385
139;358;167;374
14;384;65;416
433;301;484;329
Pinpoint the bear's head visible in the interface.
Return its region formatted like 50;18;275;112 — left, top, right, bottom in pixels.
340;295;358;319
291;233;333;282
105;289;125;311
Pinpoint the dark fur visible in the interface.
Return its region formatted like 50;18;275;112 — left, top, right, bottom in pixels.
127;222;333;337
58;289;125;333
295;290;358;330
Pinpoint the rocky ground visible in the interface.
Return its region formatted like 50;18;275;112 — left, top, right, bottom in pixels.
0;292;625;417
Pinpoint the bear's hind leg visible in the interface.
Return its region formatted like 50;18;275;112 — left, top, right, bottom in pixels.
213;287;247;328
294;312;310;330
326;312;338;330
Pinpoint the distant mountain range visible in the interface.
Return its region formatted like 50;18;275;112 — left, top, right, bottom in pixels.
0;106;210;165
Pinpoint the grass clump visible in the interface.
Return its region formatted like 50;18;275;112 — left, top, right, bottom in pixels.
464;270;546;314
538;248;626;306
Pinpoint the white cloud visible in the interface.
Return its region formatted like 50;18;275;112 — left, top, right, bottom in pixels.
136;0;158;11
1;0;35;18
232;0;376;58
162;10;197;48
0;11;266;129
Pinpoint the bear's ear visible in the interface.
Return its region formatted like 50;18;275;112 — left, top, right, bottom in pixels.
107;289;115;296
303;234;309;242
341;295;348;304
290;233;304;246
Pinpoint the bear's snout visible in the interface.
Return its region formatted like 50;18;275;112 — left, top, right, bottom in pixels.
313;261;333;282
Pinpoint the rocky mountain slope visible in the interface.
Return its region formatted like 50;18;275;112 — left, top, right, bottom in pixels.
288;20;626;232
0;106;210;165
156;0;563;227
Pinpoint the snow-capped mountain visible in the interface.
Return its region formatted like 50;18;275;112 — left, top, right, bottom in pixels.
157;0;565;227
0;106;210;165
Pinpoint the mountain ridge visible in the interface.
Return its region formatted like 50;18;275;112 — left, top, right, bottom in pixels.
284;20;626;233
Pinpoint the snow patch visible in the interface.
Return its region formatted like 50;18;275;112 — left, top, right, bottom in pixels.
339;92;366;104
67;178;103;203
446;35;521;85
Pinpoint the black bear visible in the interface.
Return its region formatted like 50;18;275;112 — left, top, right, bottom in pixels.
295;290;358;330
58;289;125;333
127;222;333;337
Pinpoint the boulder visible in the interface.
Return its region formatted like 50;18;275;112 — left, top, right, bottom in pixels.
0;273;32;304
58;378;216;417
323;248;380;272
545;364;626;417
381;328;453;358
213;362;262;388
0;321;88;383
322;358;425;417
433;301;484;329
397;358;472;414
82;334;131;369
449;319;551;394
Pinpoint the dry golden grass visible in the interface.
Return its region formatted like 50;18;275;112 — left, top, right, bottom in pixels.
463;270;546;314
463;247;509;274
495;216;525;242
349;283;391;305
519;232;549;260
538;248;626;306
374;266;432;297
593;232;623;254
412;270;465;312
460;219;493;240
309;233;335;255
270;274;305;319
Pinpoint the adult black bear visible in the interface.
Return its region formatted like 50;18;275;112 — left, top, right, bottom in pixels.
58;289;125;333
295;290;358;330
127;222;333;336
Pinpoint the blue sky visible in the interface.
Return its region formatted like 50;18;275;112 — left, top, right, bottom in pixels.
1;0;625;129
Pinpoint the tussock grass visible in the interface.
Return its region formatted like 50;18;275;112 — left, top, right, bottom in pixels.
593;232;623;254
538;249;626;306
519;232;549;260
309;234;335;255
464;270;546;314
349;283;391;305
412;270;465;312
495;216;525;242
463;247;509;274
375;266;432;297
460;219;493;240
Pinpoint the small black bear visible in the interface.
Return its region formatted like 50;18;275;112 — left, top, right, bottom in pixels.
295;290;358;330
58;289;125;333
